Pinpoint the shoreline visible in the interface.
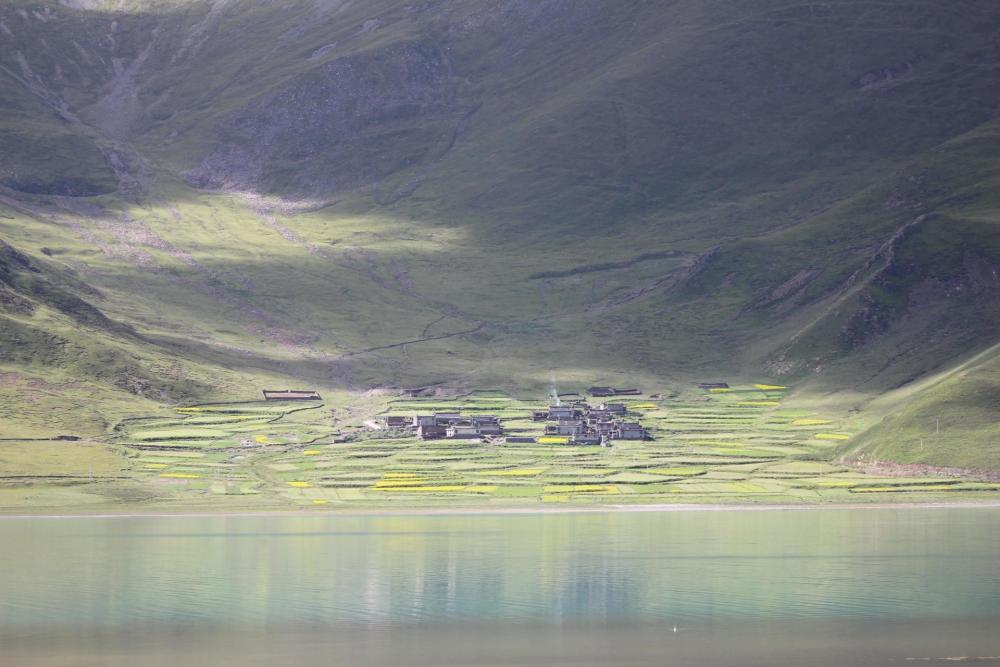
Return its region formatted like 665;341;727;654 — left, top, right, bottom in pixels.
3;499;1000;520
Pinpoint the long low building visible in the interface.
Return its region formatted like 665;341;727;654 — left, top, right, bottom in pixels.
262;389;322;401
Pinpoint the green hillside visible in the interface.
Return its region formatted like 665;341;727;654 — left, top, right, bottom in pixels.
0;0;998;477
845;344;1000;469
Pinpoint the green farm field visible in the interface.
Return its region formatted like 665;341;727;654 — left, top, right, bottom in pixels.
4;385;997;513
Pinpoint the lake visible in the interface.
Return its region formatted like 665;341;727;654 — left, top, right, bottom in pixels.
1;507;999;666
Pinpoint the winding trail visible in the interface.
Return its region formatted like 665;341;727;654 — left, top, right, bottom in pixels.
335;324;485;359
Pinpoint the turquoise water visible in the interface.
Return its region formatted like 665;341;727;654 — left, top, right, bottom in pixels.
1;508;999;665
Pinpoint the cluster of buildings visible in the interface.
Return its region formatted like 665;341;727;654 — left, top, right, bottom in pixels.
383;413;503;441
379;401;651;445
533;401;649;444
373;383;655;445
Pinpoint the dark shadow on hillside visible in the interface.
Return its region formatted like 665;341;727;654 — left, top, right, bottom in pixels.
8;0;1000;240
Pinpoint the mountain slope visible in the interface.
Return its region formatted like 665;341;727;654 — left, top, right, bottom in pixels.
847;343;1000;469
0;0;997;465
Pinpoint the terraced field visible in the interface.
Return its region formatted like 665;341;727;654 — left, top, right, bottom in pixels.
116;401;337;503
104;387;1000;509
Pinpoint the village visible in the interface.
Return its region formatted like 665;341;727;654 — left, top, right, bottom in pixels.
378;386;653;446
256;384;747;447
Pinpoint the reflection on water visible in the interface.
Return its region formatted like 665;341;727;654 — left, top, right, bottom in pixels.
1;508;999;666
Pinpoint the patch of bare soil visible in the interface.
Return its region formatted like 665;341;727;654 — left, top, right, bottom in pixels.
848;460;1000;483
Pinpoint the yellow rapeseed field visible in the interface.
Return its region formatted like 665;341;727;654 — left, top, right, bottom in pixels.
753;384;787;390
287;481;312;488
647;467;705;476
814;433;850;440
489;468;545;476
538;436;570;444
373;485;468;492
160;473;201;479
791;419;832;426
543;484;620;494
373;479;427;487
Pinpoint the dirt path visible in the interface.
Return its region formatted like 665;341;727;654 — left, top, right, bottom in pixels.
335;323;484;359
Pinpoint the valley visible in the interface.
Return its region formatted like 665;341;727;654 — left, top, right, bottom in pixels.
1;0;999;504
3;4;1000;666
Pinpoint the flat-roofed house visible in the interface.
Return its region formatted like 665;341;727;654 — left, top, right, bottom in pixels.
414;415;437;427
434;412;462;425
476;424;502;436
532;410;549;422
601;403;628;415
586;409;611;422
447;424;481;439
594;421;616;436
505;436;536;444
698;382;729;390
418;425;448;440
588;386;615;397
553;419;585;436
615;423;647;440
548;405;578;420
383;416;411;428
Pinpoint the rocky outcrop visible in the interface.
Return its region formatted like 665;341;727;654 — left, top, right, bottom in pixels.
187;38;476;197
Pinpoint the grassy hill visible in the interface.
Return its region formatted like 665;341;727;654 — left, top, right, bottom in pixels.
0;0;998;468
844;343;1000;469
